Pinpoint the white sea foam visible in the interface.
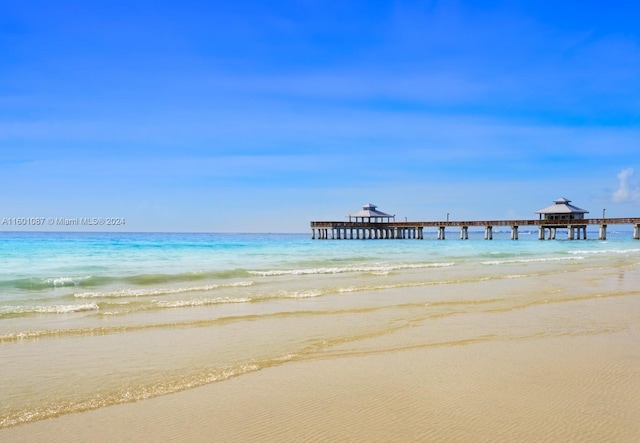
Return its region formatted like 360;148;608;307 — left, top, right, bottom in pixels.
568;248;640;255
0;302;99;315
273;353;297;362
280;290;323;299
44;276;92;286
153;297;252;308
337;281;433;294
337;287;360;293
481;256;584;265
74;281;254;298
249;262;454;277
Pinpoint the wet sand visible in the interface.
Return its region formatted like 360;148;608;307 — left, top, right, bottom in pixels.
3;325;640;442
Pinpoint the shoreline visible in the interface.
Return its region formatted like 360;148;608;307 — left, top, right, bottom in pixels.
3;327;640;442
3;236;640;442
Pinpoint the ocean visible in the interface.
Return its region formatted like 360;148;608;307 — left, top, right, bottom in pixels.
2;229;640;431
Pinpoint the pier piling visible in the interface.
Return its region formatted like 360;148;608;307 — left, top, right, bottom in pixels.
484;226;493;240
311;218;640;241
599;224;607;240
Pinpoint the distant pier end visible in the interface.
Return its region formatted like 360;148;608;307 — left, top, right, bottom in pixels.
310;200;640;241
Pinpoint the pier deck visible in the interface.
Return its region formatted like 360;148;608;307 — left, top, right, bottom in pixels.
310;218;640;240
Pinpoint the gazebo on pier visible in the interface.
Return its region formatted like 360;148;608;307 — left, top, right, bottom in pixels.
310;199;640;241
312;204;409;239
535;197;589;239
535;197;588;222
348;204;395;223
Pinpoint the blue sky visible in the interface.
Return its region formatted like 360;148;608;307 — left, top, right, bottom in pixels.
1;0;639;232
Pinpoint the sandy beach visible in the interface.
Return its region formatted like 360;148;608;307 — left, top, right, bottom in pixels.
3;305;640;442
3;233;640;442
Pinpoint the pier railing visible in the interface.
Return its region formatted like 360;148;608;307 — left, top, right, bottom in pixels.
310;218;640;240
311;217;639;228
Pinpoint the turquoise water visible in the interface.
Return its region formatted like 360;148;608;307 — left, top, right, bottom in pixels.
1;230;640;316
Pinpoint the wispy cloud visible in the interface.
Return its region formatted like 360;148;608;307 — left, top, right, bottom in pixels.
612;168;640;203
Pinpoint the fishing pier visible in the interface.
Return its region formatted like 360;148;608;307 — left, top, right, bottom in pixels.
311;201;640;241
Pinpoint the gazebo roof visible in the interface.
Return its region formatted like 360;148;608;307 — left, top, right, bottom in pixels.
349;203;393;219
535;197;589;215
